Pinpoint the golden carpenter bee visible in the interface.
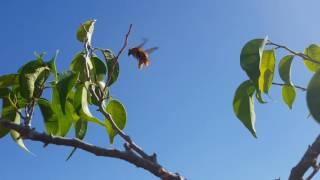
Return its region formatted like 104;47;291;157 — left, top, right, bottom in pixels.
128;40;158;69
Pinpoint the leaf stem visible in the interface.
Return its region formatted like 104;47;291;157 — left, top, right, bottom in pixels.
267;41;320;65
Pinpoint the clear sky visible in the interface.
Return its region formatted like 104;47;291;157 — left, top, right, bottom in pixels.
1;0;320;179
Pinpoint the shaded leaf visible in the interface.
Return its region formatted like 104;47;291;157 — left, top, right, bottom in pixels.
101;49;119;86
240;38;267;87
19;60;50;99
0;74;19;88
105;99;127;144
70;53;93;82
0;98;15;138
233;80;257;138
91;56;107;82
304;44;320;72
282;85;296;109
66;118;87;161
279;55;294;85
307;69;320;123
76;20;96;44
258;49;275;93
38;98;59;135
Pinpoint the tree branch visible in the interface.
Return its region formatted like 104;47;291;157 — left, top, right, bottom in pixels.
0;120;184;180
289;134;320;180
272;82;307;91
267;41;320;65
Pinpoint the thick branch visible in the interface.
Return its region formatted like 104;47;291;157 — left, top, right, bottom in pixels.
289;134;320;180
0;120;184;180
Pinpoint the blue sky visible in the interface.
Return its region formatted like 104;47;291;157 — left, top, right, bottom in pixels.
1;0;320;179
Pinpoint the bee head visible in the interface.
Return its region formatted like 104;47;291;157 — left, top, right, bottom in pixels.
128;49;133;56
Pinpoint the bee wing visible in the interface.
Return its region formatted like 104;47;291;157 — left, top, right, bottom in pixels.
145;47;159;54
136;39;148;48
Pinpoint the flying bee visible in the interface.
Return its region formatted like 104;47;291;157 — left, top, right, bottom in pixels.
128;40;158;69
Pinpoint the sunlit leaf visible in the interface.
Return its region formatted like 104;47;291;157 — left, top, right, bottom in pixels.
233;80;257;138
304;44;320;72
258;49;275;93
10;111;31;153
73;84;105;126
51;85;73;136
307;69;320;123
47;50;59;81
55;71;78;113
240;38;267;87
105;99;127;144
76;20;96;44
279;55;294;85
282;85;296;109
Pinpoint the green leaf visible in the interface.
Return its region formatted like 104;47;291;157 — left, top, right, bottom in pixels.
105;99;127;144
255;91;267;104
76;20;96;44
91;56;107;82
304;44;320;72
10;111;31;153
38;98;59;135
47;50;59;81
0;74;19;88
279;55;294;85
240;38;267;87
70;52;93;82
19;60;50;99
0;98;15;138
66;118;88;161
258;49;275;93
51;85;73;136
282;85;296;109
101;49;119;86
233;80;257;138
55;71;78;113
307;69;320;123
73;84;105;126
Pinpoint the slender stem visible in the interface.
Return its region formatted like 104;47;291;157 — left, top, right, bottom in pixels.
116;24;132;60
104;24;132;92
267;41;320;65
272;82;307;91
98;103;153;161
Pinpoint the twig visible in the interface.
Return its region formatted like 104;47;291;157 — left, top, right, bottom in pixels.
289;134;320;180
116;24;132;60
104;24;132;91
267;41;320;65
0;119;184;180
272;82;307;91
98;103;153;161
